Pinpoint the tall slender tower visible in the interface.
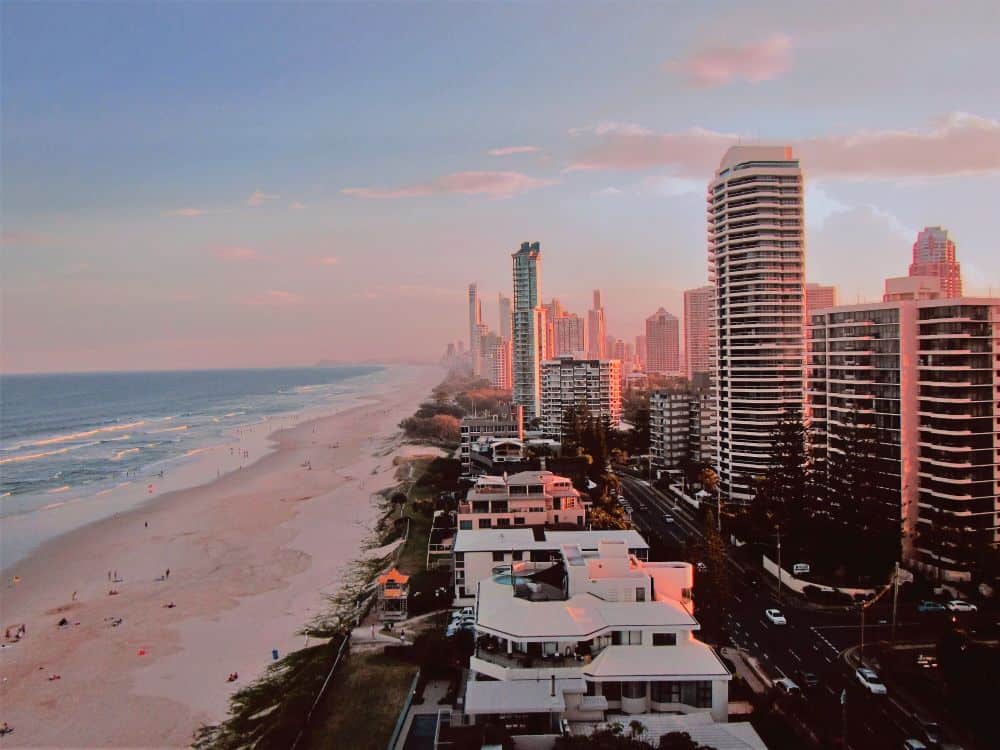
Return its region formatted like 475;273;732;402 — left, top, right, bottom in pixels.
710;146;805;501
497;294;512;341
684;285;715;380
909;226;962;297
587;289;607;359
468;283;483;376
512;242;543;418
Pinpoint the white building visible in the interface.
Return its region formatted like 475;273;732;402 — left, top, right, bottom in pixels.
469;283;483;377
459;408;524;475
458;470;586;533
710;145;805;501
463;539;739;741
452;528;648;602
684;285;715;381
646;307;681;375
540;356;622;438
553;313;586;357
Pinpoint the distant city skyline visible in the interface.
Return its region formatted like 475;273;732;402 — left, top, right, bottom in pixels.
2;1;998;373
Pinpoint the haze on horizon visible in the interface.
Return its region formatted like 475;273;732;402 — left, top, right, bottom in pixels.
2;1;998;374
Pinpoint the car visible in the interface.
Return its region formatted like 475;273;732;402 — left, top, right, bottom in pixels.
774;677;801;696
696;562;708;573
945;600;977;612
796;670;819;689
765;609;787;625
917;601;947;614
663;514;675;523
903;741;928;750
915;717;943;746
855;667;887;695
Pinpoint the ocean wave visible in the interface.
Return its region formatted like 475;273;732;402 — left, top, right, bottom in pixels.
222;411;245;418
47;485;71;494
16;420;147;449
0;446;76;465
149;425;189;434
112;448;141;461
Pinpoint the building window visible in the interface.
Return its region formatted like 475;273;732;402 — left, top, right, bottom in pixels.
478;519;492;529
602;682;621;701
514;517;526;525
612;630;642;645
492;551;505;562
651;681;681;703
622;681;646;699
696;682;713;708
652;633;676;646
635;587;646;602
511;551;523;561
459;520;472;530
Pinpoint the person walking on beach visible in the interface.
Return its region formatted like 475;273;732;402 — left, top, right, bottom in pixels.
165;568;170;579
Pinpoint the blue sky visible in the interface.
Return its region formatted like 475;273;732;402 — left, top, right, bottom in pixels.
2;1;998;371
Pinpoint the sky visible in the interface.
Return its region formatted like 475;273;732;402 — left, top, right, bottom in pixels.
2;1;998;373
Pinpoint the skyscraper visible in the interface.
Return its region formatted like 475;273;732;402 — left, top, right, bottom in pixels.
543;299;564;360
909;226;962;297
497;294;512;341
635;335;647;370
805;283;837;313
552;314;586;356
512;242;544;419
710;146;805;501
645;307;680;375
540;356;622;438
683;285;715;380
808;297;999;581
468;283;483;376
587;289;607;359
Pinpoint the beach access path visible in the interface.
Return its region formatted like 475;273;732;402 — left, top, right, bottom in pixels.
0;364;442;748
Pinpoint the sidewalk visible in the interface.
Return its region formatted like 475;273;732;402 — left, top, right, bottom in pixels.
721;646;772;693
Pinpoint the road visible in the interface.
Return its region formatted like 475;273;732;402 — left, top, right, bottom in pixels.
618;474;983;750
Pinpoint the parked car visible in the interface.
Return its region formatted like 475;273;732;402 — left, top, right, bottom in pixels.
774;677;801;696
765;608;787;625
917;601;947;614
945;600;977;612
663;514;675;524
915;717;942;746
855;667;887;695
796;670;819;689
903;740;928;750
696;562;708;573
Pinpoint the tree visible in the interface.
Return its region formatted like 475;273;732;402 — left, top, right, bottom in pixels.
749;408;810;544
627;720;647;740
658;732;717;750
695;509;730;639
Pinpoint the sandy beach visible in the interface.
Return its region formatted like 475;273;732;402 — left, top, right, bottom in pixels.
0;364;442;748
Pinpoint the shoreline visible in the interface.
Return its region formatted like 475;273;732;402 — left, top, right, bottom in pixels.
0;363;442;747
1;374;384;571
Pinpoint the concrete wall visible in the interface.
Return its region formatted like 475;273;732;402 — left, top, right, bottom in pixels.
761;555;875;597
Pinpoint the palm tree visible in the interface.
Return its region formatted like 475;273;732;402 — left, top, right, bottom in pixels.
627;719;646;739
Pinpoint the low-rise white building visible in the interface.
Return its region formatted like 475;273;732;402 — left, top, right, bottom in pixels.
453;528;648;602
463;539;741;742
458;470;585;533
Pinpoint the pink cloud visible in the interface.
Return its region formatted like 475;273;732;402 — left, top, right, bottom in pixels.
487;146;542;157
241;289;303;306
247;189;279;206
288;201;306;210
0;230;51;246
666;35;793;88
342;171;556;199
567;112;1000;180
162;207;206;217
212;246;266;262
315;256;340;266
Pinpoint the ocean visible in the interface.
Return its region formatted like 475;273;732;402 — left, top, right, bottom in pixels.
0;365;384;565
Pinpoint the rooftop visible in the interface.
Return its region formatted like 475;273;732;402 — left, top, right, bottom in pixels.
475;577;697;640
583;644;729;680
453;528;648;554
